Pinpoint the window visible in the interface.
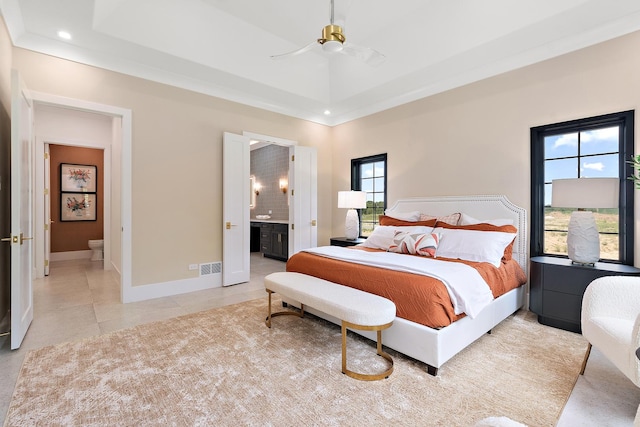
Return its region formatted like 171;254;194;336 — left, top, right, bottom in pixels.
531;111;634;264
352;154;387;236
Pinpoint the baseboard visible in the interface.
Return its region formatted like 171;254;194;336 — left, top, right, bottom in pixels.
122;274;222;303
50;250;92;261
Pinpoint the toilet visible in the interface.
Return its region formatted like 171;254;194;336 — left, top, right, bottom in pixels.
88;239;104;261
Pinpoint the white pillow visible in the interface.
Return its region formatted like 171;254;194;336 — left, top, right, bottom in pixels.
434;227;516;267
359;225;433;250
383;210;421;222
459;213;514;226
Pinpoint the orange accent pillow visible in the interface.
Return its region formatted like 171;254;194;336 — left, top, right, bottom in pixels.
435;222;518;261
379;215;437;227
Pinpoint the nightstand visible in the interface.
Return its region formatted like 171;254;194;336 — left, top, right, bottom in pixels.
330;237;366;247
529;256;640;333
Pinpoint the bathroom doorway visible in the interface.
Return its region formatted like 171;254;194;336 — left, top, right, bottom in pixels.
34;103;115;278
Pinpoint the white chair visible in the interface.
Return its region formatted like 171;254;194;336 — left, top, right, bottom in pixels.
580;275;640;425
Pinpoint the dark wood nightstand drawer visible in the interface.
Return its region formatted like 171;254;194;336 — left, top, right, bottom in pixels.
542;290;582;323
543;267;598;295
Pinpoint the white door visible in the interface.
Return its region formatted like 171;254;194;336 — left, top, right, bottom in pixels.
8;70;34;349
289;146;317;255
44;144;51;276
222;132;250;286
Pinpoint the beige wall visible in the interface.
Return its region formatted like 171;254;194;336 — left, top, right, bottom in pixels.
12;48;332;287
332;31;640;248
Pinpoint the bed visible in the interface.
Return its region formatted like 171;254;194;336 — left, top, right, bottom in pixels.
284;195;528;375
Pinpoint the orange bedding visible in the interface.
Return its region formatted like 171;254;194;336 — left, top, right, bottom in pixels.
285;249;526;329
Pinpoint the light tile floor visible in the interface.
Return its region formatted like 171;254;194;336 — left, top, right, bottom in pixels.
1;254;638;425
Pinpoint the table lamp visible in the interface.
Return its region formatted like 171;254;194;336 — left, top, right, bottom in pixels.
337;191;367;240
551;177;619;265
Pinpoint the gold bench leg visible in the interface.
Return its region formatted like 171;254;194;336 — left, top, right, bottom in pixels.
341;320;394;381
265;289;303;328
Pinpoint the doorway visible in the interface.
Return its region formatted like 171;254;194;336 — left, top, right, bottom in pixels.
222;131;317;287
29;91;133;303
34;104;113;278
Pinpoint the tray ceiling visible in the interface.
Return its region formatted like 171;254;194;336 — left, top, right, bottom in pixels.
2;0;640;125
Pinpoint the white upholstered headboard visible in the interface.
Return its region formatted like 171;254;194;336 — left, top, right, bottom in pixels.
385;195;528;274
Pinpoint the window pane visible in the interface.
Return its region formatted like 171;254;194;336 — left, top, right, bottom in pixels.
545;133;578;159
579;154;618;178
361;178;373;192
374;177;384;191
374;161;385;177
360;163;374;178
580;126;619;155
544;230;568;255
545;158;578;183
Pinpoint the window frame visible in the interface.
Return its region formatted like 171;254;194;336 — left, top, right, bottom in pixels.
351;153;387;237
530;110;634;264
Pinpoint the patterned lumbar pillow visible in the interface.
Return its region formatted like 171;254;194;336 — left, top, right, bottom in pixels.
388;231;440;257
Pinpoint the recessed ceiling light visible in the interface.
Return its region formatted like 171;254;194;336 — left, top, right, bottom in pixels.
57;31;72;40
324;110;331;115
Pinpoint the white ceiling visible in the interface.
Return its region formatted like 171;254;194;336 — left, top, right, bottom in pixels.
2;0;640;126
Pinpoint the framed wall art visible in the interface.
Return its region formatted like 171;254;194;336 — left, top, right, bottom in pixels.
61;163;97;192
61;193;97;221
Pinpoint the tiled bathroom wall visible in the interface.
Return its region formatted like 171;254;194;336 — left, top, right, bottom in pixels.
250;145;289;221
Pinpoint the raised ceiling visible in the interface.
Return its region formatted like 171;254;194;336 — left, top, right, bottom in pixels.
2;0;640;125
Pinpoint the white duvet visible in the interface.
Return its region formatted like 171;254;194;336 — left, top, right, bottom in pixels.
303;246;494;318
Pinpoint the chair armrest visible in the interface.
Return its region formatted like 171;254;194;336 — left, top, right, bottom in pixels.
582;276;640;321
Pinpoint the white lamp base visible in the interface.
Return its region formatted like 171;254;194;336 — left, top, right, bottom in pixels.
566;211;600;265
344;209;360;240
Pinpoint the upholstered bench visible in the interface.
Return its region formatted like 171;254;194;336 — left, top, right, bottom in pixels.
264;271;396;381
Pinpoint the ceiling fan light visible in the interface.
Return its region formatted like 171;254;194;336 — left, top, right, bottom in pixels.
322;40;343;53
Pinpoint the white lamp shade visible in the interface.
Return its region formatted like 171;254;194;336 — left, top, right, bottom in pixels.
337;191;367;209
551;178;619;209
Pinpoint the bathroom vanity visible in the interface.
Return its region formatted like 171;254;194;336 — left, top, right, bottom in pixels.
250;220;289;261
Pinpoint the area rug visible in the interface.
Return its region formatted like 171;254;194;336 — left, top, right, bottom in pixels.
4;298;588;427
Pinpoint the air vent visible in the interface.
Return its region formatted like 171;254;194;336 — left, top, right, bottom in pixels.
200;262;222;276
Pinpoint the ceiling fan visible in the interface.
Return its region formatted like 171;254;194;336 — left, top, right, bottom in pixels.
271;0;386;66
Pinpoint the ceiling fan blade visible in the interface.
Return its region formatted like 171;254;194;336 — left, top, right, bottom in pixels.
340;43;386;67
271;41;318;60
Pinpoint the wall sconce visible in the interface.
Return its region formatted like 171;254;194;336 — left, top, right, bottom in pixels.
254;182;262;196
279;178;288;194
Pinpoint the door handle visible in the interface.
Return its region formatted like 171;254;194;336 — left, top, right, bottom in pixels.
20;233;32;245
1;236;16;243
226;222;238;230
